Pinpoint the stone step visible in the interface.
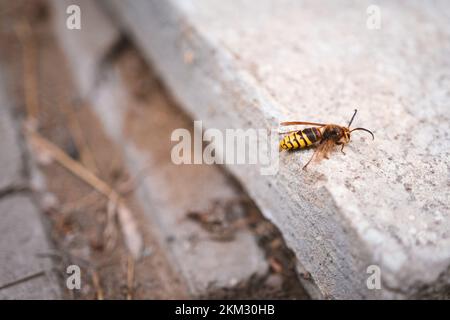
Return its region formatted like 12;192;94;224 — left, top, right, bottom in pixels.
98;0;450;298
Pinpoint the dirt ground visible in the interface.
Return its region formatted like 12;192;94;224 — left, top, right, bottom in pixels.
0;0;309;299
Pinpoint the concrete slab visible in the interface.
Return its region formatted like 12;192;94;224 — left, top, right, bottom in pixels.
50;0;120;97
0;194;61;299
104;0;450;298
0;73;25;192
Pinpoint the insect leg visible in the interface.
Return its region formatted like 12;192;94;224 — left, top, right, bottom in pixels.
302;148;319;170
336;142;345;155
340;144;346;155
336;142;346;155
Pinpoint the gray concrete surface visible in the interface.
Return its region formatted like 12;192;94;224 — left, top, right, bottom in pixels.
0;195;61;299
103;0;450;298
0;76;25;192
0;76;61;299
50;0;120;98
51;0;269;297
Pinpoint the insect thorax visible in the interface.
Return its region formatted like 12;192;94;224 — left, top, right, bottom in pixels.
322;125;345;141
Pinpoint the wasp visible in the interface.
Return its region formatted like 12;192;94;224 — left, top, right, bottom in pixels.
279;109;374;170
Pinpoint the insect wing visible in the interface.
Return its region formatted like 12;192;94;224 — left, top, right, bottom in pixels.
280;121;327;127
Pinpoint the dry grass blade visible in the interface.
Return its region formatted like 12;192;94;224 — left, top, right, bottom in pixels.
26;129;143;259
62;101;99;174
118;203;143;259
91;270;104;300
104;196;118;253
126;255;135;300
28;130;115;197
15;19;39;124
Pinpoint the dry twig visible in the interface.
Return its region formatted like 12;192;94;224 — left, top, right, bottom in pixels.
91;270;104;300
104;194;119;252
15;19;39;124
126;255;135;300
61;100;99;174
26;129;143;259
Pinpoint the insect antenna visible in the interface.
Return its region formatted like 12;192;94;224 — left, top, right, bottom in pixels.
349;128;375;140
348;109;358;128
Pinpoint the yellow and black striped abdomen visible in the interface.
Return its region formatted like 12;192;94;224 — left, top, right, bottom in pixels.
280;127;322;150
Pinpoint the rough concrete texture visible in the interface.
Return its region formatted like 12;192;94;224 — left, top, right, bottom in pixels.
50;0;119;98
0;73;25;192
0;195;61;299
0;74;61;299
104;0;450;298
50;0;269;296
